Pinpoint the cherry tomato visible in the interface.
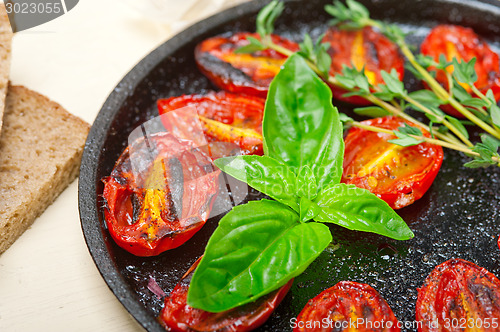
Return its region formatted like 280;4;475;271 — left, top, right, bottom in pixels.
421;24;500;118
195;32;299;98
294;281;400;332
102;133;220;257
416;258;500;332
157;91;264;157
159;257;293;332
342;116;443;209
322;26;405;105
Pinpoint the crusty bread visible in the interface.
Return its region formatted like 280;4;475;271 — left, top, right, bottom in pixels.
0;4;13;134
0;85;89;254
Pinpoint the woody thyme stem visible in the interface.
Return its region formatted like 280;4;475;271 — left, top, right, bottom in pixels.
266;40;470;150
351;121;500;166
398;42;500;139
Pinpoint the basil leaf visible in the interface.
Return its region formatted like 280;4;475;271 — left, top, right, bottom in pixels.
187;199;332;312
214;155;299;211
299;196;321;223
295;165;318;200
314;183;414;240
263;54;344;189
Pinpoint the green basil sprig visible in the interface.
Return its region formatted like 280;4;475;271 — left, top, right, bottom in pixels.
186;199;332;312
187;54;414;313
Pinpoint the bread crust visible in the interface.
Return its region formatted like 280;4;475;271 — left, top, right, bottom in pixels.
0;85;90;254
0;3;13;135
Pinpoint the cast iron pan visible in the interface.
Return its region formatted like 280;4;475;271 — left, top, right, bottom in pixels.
78;0;500;331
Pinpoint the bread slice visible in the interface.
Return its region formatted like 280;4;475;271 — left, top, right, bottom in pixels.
0;85;89;254
0;4;13;134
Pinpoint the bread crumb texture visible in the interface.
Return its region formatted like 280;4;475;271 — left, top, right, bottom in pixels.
0;85;90;253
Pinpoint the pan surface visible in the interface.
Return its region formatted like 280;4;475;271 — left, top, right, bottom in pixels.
79;0;500;331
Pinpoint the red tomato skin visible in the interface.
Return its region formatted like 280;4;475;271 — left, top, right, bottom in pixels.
342;116;444;209
103;133;220;257
157;91;264;132
195;32;299;98
416;258;500;332
157;91;265;156
294;281;400;332
322;26;405;105
421;24;500;118
159;257;293;332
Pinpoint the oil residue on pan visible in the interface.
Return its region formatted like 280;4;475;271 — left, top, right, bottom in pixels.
79;0;500;331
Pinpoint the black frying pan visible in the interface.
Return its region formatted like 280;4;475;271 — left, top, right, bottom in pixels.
78;0;500;331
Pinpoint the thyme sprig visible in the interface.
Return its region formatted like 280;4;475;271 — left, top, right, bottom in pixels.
239;0;500;168
326;0;500;136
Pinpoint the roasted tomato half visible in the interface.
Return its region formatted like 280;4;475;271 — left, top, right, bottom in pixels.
159;257;293;332
421;24;500;118
322;26;405;105
158;91;265;157
416;258;500;332
195;32;299;98
294;281;400;332
102;133;220;257
342;116;443;209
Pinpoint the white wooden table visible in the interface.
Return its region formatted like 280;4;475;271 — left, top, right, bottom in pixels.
0;0;246;330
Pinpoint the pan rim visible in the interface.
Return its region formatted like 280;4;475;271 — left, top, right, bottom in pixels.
78;0;500;331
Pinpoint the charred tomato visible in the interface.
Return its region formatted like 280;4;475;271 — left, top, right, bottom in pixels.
294;281;400;332
195;32;299;98
341;116;443;209
102;133;219;257
416;258;500;332
158;91;264;157
421;24;500;118
159;257;293;332
322;26;405;105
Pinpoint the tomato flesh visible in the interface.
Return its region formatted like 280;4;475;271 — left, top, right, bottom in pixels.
195;32;299;98
416;258;500;332
421;24;500;118
322;26;405;105
159;257;293;332
342;116;443;209
294;281;400;332
103;133;220;257
158;91;265;157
